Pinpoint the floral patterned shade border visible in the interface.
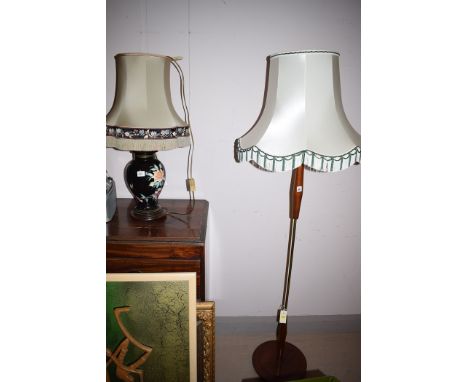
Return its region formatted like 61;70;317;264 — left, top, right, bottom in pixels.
106;125;191;151
107;126;190;140
235;139;361;173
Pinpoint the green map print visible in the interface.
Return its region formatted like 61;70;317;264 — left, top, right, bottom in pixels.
107;280;190;382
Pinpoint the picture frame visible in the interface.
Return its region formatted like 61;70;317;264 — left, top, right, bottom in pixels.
106;273;197;382
197;301;215;382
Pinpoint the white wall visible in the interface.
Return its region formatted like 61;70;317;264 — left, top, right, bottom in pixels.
107;0;361;316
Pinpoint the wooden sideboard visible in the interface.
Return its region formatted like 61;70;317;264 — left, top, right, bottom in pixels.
106;198;209;300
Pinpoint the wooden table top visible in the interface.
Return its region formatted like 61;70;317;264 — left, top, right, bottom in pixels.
106;198;209;243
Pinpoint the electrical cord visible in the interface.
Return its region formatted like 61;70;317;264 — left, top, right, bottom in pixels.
166;56;196;216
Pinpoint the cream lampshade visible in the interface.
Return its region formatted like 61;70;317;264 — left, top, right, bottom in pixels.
107;53;192;221
234;50;360;381
107;53;191;151
235;50;360;172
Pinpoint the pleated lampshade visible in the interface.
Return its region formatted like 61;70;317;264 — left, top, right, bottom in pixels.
106;53;191;152
235;50;361;172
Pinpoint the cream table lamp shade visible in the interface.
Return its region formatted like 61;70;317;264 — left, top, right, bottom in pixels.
106;53;191;152
235;50;361;172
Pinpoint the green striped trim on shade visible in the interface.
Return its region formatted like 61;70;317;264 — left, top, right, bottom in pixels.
234;139;361;173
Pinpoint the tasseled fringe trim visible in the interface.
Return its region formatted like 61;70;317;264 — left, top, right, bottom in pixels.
107;136;191;151
235;139;361;173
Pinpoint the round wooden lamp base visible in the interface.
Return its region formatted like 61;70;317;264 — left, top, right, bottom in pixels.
252;340;307;382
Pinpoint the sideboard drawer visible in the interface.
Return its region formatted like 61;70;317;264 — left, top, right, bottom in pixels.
107;242;204;260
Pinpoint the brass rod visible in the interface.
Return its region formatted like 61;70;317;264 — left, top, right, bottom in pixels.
281;218;297;310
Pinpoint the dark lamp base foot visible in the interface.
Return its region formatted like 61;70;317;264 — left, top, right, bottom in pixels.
130;205;167;221
252;340;307;382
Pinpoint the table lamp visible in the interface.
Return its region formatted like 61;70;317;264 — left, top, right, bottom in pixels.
235;50;361;381
107;53;193;221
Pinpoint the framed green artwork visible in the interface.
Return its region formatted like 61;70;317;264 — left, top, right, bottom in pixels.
106;273;197;382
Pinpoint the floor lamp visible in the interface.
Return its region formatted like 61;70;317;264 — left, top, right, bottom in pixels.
235;50;361;381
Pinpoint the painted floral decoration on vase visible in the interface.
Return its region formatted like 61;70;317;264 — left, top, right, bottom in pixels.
147;164;165;191
137;163;166;204
133;162;166;204
124;152;167;217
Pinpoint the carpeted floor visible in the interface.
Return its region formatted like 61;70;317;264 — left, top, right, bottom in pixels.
215;316;360;382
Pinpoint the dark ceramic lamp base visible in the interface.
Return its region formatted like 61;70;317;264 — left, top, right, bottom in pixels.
252;340;307;382
124;151;167;221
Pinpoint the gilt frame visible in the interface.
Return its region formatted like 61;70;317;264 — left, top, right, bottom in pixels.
197;301;215;382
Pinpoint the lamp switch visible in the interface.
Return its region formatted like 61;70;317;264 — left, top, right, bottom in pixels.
186;178;196;192
279;309;288;324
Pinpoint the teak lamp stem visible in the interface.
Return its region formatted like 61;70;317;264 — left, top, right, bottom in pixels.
282;162;305;308
252;165;307;381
